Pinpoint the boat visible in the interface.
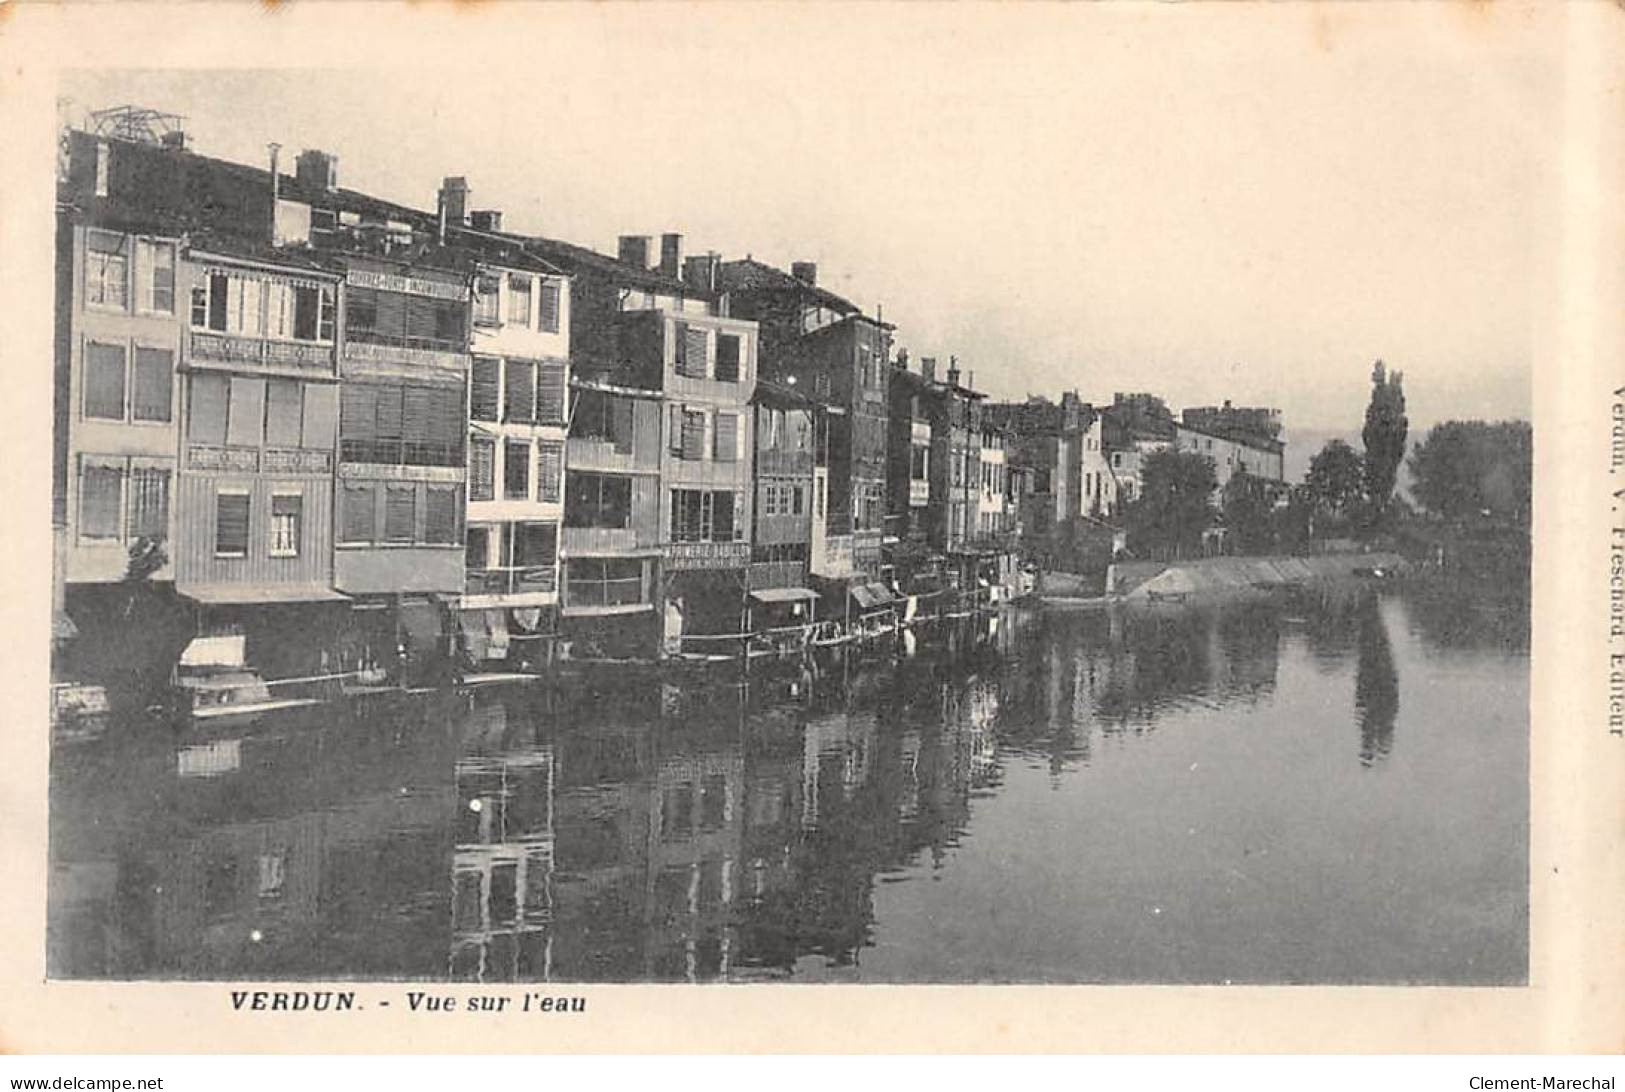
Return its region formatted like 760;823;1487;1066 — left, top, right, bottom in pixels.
171;635;326;730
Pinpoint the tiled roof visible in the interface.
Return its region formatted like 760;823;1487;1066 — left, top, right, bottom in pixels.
521;235;701;296
717;257;862;317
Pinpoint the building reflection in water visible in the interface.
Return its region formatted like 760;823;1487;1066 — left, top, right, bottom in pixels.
1354;596;1400;767
50;592;1444;982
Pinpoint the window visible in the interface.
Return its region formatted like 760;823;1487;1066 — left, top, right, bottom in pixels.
424;487;459;544
791;484;804;515
469;437;495;502
215;492;250;557
507;274;532;327
504;358;535;423
470;357;500;421
675;323;707;378
341;383;463;466
504;440;530;500
670;489;740;543
564;472;632;529
127;466;169;541
762;483;779;518
287;284;334;342
679;408;705;461
269;493;302;557
78;462;123;540
473;275;500;326
137;239;175;313
94;141;109;197
466;526;491;572
85;231;128;309
341;483;375;543
566;558;646;608
538;280;561;333
911;445;929;480
714;412;738;462
715;334;741;382
510;522;557;568
538;440;563;503
536;362;567;425
83;342;126;420
384;486;416;542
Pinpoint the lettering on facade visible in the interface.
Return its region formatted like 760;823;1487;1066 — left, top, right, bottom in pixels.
187;444;260;472
663;541;750;570
345;267;470;301
337;462;464;484
262;448;334;475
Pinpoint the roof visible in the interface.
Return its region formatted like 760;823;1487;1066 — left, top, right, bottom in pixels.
1174;419;1285;454
717;257;867;319
521;234;700;296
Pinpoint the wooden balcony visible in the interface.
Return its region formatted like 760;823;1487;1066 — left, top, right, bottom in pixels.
561;526;642;555
189;331;336;373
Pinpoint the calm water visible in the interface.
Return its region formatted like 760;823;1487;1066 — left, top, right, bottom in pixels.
49;582;1528;984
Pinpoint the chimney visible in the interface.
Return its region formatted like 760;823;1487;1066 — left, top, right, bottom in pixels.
295;149;337;192
268;143;281;243
160;129;187;151
921;357;937;383
439;176;470;226
470;210;503;232
791;261;818;286
618;235;651;269
947;356;961;387
682;252;719;293
659;233;684;278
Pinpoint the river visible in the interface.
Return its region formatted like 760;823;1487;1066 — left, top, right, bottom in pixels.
48;580;1528;984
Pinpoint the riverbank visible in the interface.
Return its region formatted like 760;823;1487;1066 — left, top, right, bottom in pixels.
1106;551;1409;600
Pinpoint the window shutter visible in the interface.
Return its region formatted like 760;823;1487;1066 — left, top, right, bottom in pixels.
384;485;416;542
504;359;534;423
713;491;736;541
265;379;303;447
79;463;123;539
342;483;375;543
714;413;738;462
611;396;635;453
301;383;337;450
669;404;683;454
127;467;169;541
538;440;563;503
403;386;434;447
374;385;403;442
681;411;705;461
683;325;708;378
470;438;495;502
340;383;378;443
470;357;500;421
536;362;566;424
424;487;458;544
188;373;229;444
84;342;126;420
538;281;560;333
128;347;171;422
215;493;250;556
226;377;265;447
431;387;463;447
715;334;740;382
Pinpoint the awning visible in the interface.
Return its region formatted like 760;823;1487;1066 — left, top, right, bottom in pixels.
863;582;897;606
749;587;819;604
52;611;79;643
178;583;350;606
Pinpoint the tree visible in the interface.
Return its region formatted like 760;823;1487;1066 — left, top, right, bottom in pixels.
1304;439;1365;526
1408;420;1532;527
1221;470;1274;555
1123;448;1217;559
1361;360;1408;519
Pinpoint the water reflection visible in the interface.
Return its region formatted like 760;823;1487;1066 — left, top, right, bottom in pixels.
49;588;1527;983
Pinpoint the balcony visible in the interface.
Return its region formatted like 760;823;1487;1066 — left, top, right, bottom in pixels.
466;565;558;598
565;437;650;475
561;526;642;555
340;439;463;468
189;331;335;373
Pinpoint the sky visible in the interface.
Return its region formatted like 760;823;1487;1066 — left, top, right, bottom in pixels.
57;3;1553;438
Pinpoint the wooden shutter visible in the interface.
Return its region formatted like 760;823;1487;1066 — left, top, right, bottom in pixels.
424;487;458;544
84;342;126;419
504;358;534;423
226;377;265;447
538;440;563;502
384;485;416;542
403;386;434;447
131;348;171;422
611;396;635;453
188;373;229;444
682;325;708;378
127;467;168;541
340;383;377;443
681;411;705;461
539;280;560;332
470;357;500;421
374;385;403;442
536;362;566;424
79;463;123;539
215;493;250;556
715;334;740;382
341;483;374;543
469;438;495;502
714;413;738;462
301;383;337;450
264;379;303;447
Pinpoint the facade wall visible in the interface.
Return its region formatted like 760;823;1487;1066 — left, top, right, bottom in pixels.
63;224;184;585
